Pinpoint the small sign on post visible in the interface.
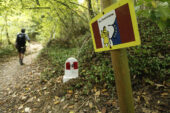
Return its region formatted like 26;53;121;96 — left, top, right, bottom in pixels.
90;0;140;52
90;0;139;112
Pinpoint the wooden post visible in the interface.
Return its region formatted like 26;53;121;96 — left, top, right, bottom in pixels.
110;49;135;113
100;0;135;113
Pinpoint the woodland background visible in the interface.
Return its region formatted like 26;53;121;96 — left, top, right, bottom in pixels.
0;0;169;113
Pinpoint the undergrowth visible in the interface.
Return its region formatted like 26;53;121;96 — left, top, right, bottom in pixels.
39;18;170;91
0;45;17;61
78;18;170;87
39;40;78;81
128;18;170;81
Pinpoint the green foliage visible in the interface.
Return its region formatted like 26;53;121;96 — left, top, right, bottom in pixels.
78;18;169;88
0;0;90;46
78;37;114;88
33;0;89;43
0;45;17;60
128;18;169;80
136;0;170;30
40;39;78;81
39;16;169;87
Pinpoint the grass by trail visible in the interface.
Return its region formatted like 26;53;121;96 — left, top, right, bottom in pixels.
39;43;79;81
0;45;17;62
39;18;170;90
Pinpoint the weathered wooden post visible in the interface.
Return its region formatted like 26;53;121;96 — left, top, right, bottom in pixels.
110;49;135;113
100;0;135;113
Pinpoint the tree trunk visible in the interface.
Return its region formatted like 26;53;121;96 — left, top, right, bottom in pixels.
4;14;12;45
96;0;100;12
87;0;94;19
36;0;40;6
0;25;4;44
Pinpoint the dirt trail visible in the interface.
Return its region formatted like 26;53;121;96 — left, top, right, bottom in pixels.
0;42;43;99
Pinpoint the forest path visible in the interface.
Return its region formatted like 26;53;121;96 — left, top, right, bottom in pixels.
0;42;43;99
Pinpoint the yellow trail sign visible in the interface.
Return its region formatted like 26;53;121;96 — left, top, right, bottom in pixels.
90;0;140;52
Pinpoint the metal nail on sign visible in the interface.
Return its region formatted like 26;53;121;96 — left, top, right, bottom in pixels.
90;0;141;52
